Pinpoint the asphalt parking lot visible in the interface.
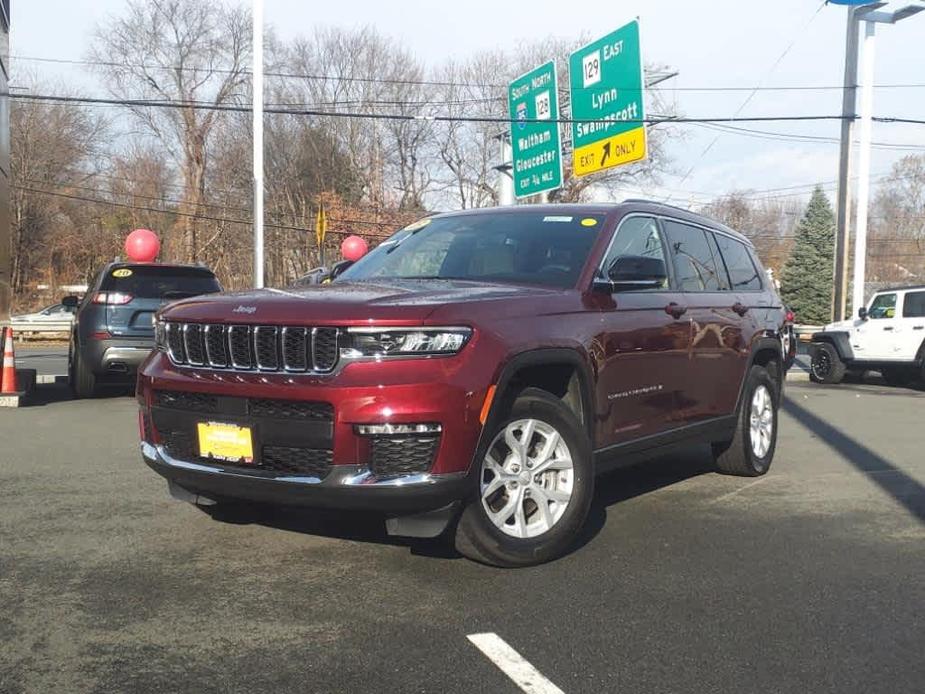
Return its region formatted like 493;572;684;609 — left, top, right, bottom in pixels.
2;377;923;694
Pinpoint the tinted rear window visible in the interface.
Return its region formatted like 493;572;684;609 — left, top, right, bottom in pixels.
663;220;729;291
100;266;221;299
714;234;763;291
902;291;925;318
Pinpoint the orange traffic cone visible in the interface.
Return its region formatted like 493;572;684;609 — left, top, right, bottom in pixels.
1;326;17;394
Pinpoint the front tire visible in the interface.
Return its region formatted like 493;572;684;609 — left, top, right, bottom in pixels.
454;388;593;568
810;342;846;384
713;365;778;477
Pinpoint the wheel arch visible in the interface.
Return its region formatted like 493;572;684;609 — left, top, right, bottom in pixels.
476;348;596;461
733;337;785;413
811;331;854;362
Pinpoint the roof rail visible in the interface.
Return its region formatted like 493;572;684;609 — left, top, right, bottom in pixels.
622;198;694;215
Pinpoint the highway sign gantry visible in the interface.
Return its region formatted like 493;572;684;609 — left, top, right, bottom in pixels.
568;19;647;177
507;60;563;198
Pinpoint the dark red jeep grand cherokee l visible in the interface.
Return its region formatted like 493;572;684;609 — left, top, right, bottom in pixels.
137;201;790;567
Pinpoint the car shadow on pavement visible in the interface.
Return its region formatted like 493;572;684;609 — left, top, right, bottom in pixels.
783;396;925;524
24;383;134;406
201;448;716;563
577;447;715;548
204;504;463;560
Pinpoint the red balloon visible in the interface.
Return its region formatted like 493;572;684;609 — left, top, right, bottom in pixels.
124;228;161;263
341;235;369;262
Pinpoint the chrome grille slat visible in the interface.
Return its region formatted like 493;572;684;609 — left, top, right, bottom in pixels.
183;323;205;366
254;326;279;371
164;322;338;374
229;325;253;369
281;327;309;372
165;323;186;364
204;324;229;367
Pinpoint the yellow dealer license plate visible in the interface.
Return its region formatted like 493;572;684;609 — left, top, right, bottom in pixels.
197;422;254;463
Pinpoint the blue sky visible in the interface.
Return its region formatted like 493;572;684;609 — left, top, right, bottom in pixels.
11;0;925;205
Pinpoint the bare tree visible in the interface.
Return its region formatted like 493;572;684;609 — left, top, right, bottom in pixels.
10;89;108;294
90;0;250;262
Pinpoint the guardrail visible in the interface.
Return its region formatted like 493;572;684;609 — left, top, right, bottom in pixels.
2;319;73;339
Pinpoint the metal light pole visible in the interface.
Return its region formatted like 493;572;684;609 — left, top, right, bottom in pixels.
849;2;924;315
252;0;265;288
852;19;876;316
833;9;860;322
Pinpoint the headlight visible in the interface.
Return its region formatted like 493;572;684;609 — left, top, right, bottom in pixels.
342;327;472;358
154;319;167;352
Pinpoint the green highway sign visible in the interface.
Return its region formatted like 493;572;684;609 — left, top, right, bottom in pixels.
568;19;647;177
508;60;563;198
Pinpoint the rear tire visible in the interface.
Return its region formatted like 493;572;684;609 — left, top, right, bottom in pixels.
454;388;593;568
810;343;846;384
712;365;778;477
71;348;99;399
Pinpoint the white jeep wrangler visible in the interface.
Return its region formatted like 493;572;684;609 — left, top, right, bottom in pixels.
809;285;925;387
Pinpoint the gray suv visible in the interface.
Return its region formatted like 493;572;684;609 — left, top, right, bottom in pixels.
66;263;221;397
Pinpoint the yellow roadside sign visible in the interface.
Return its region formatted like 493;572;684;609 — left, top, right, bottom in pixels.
314;204;328;247
572;127;647;177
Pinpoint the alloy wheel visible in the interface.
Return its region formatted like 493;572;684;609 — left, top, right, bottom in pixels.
480;418;574;539
749;385;774;459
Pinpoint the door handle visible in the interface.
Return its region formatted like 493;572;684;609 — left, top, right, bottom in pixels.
883;326;894;331
732;302;749;317
913;326;924;331
665;302;688;319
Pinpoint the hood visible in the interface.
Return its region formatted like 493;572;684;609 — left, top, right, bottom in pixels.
160;279;563;325
822;318;860;332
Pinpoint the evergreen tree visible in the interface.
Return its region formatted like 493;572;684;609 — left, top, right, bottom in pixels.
780;186;836;324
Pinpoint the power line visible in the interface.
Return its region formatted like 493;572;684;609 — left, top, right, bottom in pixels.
13;54;925;93
691;121;925;152
18;92;921;126
671;1;827;193
14;184;398;235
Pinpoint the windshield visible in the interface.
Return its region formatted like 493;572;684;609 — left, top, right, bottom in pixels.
100;265;222;299
337;212;605;289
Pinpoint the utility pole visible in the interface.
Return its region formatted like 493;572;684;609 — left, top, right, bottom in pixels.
836;1;925;315
252;0;265;288
852;18;876;316
833;10;860;322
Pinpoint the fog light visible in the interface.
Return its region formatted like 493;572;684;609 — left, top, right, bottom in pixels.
355;423;442;436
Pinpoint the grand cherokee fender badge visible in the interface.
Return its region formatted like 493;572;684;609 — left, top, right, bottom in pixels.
232;305;257;314
608;384;664;401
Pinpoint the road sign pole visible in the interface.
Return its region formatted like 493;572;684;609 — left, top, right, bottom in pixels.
852;20;876;316
833;9;859;322
498;134;514;206
252;0;265;289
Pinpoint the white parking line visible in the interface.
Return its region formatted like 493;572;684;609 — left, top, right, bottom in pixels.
467;632;565;694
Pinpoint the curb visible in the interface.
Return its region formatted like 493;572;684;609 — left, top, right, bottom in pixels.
787;370;811;383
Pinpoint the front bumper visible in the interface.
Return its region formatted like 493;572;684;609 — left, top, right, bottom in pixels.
141;441;471;514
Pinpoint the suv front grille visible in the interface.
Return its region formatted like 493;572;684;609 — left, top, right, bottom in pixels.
164;322;340;374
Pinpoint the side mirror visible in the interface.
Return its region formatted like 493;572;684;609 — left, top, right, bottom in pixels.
61;295;79;310
329;259;354;280
598;255;668;292
858;306;868;320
